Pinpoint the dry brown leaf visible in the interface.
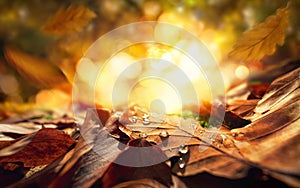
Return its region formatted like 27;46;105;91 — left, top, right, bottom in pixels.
8;66;299;187
226;99;258;119
231;68;300;140
254;67;300;115
0;134;35;157
172;145;249;179
233;119;300;187
228;6;290;62
4;46;68;88
100;138;172;188
0;128;75;167
0;123;41;135
43;5;96;35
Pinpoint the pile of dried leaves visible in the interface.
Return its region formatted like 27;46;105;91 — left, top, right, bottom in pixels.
0;3;299;188
0;66;299;188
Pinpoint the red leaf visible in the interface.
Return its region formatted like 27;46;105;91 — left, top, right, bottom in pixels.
248;83;270;99
0;128;75;167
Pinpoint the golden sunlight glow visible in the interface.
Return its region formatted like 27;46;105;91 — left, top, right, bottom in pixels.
129;79;182;114
93;42;215;113
36;89;71;108
77;14;233;114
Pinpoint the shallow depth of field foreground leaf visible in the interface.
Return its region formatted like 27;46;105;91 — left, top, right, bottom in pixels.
43;5;96;35
4;46;68;88
228;6;290;62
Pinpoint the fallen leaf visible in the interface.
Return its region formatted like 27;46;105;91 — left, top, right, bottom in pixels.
229;69;300;186
43;5;96;35
228;6;290;62
4;46;68;88
63;109;124;188
253;67;300;115
48;136;92;188
0;134;35;157
172;145;249;179
233;119;300;187
0;128;75;167
100;138;172;188
0;123;41;135
6;65;299;187
214;110;251;129
70;129;123;188
226;82;251;103
226;99;258;119
232;99;299;141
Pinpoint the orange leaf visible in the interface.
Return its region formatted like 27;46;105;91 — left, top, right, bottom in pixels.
228;6;290;62
43;5;96;35
4;46;68;88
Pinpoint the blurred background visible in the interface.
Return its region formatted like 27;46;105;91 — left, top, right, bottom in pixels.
0;0;299;117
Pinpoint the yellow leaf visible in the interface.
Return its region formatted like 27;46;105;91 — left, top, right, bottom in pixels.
228;6;290;62
43;5;96;35
4;46;68;88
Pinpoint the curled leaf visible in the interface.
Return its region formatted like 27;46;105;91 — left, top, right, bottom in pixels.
43;5;96;35
228;6;290;62
254;67;300;115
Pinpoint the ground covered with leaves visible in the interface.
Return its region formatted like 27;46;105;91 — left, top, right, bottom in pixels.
0;66;299;188
0;1;299;188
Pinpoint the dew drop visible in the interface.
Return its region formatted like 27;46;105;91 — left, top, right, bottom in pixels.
142;113;150;119
178;157;186;169
131;116;138;123
142;119;151;125
223;138;234;148
199;130;205;136
139;132;148;138
178;145;189;154
159;131;169;138
215;134;224;144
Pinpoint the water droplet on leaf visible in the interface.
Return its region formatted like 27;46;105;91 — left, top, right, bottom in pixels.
142;113;150;119
142;119;151;125
159;131;169;138
178;144;189;154
178;157;186;168
131;116;137;123
139;132;148;138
